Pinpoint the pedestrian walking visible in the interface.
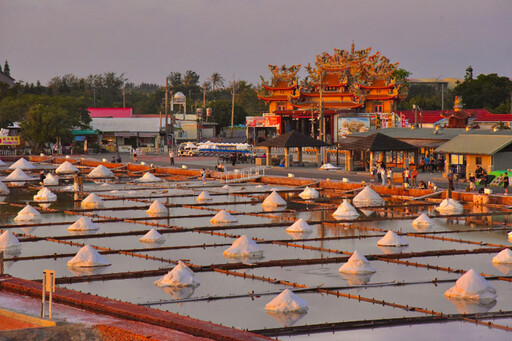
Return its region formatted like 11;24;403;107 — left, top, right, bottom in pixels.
39;170;45;185
201;168;207;185
403;168;410;186
468;173;476;192
169;150;175;166
447;170;455;192
380;167;386;185
132;148;138;162
411;168;418;187
386;168;392;186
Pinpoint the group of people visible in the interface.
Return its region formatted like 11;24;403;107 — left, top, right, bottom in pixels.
418;156;445;173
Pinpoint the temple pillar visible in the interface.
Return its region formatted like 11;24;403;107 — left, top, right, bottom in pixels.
316;147;321;167
285;147;290;168
297;148;302;164
266;147;271;167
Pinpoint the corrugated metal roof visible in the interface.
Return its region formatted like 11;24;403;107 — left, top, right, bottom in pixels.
350;127;465;140
91;118;163;133
434;134;512;155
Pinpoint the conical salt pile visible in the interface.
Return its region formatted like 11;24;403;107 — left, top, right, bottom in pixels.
298;186;319;200
14;205;41;222
9;158;35;170
67;245;110;268
86;165;114;178
338;250;376;275
377;230;409;247
43;173;59;186
0;159;5;166
146;200;167;216
55;161;78;174
444;269;497;303
221;185;232;191
210;210;238;224
6;168;32;184
80;193;104;209
320;163;338;170
436;198;463;214
154;261;199;287
33;187;57;202
412;213;433;228
0;180;9;195
265;289;308;313
332;199;360;220
492;249;512;264
286;218;313;233
0;231;21;252
197;191;212;202
223;235;263;259
67;217;99;231
262;191;287;208
136;172;162;182
352;186;385;207
140;228;165;243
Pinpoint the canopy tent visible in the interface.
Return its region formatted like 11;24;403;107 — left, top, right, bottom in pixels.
256;130;330;167
340;133;419;171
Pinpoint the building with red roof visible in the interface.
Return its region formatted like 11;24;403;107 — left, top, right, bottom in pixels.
88;108;133;118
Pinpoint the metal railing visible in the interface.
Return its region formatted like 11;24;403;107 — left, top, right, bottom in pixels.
221;166;266;183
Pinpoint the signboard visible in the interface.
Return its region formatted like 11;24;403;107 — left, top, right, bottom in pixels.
337;117;370;139
246;116;281;128
0;136;20;145
118;145;132;153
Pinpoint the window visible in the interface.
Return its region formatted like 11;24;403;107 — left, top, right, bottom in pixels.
475;156;482;165
375;103;383;112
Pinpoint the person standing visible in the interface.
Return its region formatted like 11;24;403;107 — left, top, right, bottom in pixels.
386;168;392;186
468;173;476;192
39;170;45;186
411;168;418;187
504;172;509;195
132;148;138;162
169;149;175;166
201;168;207;185
447;169;455;192
403;168;410;186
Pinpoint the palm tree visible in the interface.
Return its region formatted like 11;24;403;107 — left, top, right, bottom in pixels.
209;72;225;91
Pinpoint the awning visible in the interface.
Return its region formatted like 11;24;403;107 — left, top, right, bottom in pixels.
72;130;98;135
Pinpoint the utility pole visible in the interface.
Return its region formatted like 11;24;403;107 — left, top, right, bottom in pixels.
230;74;235;138
319;70;325;142
441;83;444;111
122;87;126;108
165;77;169;149
203;81;206;110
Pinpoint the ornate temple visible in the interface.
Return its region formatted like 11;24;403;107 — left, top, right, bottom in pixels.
257;44;407;142
440;96;473;128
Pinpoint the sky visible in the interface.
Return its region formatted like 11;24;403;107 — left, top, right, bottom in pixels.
1;0;511;86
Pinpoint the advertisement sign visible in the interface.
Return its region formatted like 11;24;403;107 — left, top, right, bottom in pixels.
0;136;20;145
246;116;281;128
337;117;370;139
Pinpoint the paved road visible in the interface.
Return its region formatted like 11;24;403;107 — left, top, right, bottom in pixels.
78;152;505;194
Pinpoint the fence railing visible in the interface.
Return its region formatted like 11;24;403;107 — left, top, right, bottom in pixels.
221;166;266;183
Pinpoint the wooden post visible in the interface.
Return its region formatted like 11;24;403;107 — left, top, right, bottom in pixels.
266;147;271;166
316;147;321;167
297;148;302;165
285;147;290;168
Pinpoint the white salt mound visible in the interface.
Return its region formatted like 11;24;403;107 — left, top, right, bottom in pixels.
154;261;199;287
67;217;99;231
136;172;162;182
210;210;238;224
352;186;385;207
0;159;5;166
286;218;313;233
332;199;360;220
265;289;308;313
223;235;263;259
43;173;59;186
33;187;57;202
87;165;114;178
0;231;21;252
197;191;212;202
14;205;41;222
444;269;497;303
140;228;165;243
55;161;78;174
221;185;231;190
80;193;104;209
412;213;433;227
6;168;32;181
492;249;512;264
67;245;110;267
338;250;376;275
298;186;319;200
320;163;338;170
436;198;463;214
262;191;287;207
9;158;35;170
0;180;9;195
377;230;409;247
146;200;168;215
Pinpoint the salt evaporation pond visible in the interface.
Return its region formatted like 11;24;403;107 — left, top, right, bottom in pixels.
1;159;512;339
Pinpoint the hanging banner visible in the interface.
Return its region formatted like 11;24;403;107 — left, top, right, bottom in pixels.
0;136;20;145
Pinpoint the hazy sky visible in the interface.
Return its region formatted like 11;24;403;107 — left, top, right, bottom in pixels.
1;0;511;86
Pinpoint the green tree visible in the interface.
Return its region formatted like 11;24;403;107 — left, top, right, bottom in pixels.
3;61;10;77
454;72;512;113
208;99;247;127
209;72;225;90
464;66;473;81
